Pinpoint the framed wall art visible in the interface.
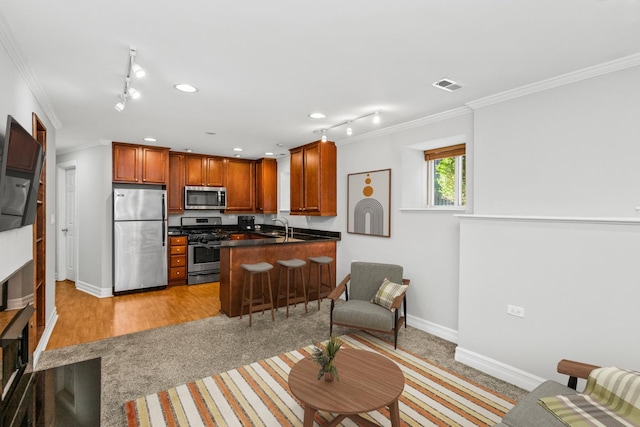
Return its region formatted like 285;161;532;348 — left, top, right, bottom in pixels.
347;168;391;237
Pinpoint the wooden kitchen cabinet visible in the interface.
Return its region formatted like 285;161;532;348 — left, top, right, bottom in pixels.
185;155;227;187
255;158;278;214
168;152;185;214
168;235;187;285
290;140;336;216
225;158;255;212
113;142;169;184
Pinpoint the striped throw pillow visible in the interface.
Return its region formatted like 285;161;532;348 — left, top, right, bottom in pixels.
371;278;408;311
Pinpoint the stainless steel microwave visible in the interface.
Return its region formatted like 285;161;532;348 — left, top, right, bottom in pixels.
184;186;227;210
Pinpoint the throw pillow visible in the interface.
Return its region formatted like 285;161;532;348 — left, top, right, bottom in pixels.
371;278;408;311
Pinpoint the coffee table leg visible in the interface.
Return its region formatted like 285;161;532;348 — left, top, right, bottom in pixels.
303;405;316;427
389;399;401;426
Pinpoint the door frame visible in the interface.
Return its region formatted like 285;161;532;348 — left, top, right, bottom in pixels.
56;160;79;282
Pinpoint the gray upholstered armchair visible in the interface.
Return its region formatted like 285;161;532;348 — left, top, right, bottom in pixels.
328;262;410;349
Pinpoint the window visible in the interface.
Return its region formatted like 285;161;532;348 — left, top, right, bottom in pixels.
424;144;466;207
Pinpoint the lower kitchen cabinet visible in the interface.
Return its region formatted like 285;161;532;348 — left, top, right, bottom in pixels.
168;236;187;285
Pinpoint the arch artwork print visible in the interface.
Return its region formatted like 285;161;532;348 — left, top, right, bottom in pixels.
347;169;391;237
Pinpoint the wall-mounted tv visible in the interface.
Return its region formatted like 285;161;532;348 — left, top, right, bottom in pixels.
0;115;44;232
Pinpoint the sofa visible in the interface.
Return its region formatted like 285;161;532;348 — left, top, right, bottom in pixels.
495;359;601;427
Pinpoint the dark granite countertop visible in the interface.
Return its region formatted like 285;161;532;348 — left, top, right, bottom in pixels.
220;226;340;248
168;224;340;246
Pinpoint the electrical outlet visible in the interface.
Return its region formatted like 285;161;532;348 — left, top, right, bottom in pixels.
507;304;525;318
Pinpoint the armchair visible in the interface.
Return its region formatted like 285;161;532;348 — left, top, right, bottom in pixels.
328;262;410;349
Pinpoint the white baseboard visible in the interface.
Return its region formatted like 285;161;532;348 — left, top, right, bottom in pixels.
33;306;58;368
406;313;459;344
454;346;546;391
76;280;113;298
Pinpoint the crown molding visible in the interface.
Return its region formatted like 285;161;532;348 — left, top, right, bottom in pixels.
335;107;473;146
0;11;63;130
466;53;640;110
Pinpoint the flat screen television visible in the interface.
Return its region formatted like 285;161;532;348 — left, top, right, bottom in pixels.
0;115;44;232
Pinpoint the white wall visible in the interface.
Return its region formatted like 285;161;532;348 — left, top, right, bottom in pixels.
458;64;640;390
333;112;474;338
0;36;57;354
57;145;113;296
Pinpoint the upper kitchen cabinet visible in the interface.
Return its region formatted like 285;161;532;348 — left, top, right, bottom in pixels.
225;158;255;212
290;140;336;216
112;142;169;185
255;158;278;214
185;155;227;187
167;152;185;214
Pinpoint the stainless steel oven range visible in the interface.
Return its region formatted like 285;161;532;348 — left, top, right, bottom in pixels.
181;217;229;285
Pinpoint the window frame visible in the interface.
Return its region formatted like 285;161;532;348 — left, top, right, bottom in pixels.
424;144;466;208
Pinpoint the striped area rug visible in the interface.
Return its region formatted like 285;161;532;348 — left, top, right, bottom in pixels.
124;333;514;426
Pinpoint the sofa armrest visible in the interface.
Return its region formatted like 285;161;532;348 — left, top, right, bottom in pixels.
557;359;601;390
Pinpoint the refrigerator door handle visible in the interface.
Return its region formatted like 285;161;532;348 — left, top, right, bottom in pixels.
162;194;166;247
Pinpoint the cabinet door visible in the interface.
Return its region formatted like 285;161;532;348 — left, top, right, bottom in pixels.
168;153;185;214
256;158;277;214
205;157;226;187
302;143;321;214
289;147;304;214
226;159;255;212
113;143;139;183
185;155;205;186
141;146;169;184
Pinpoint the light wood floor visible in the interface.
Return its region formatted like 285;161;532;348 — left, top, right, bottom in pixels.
46;281;221;351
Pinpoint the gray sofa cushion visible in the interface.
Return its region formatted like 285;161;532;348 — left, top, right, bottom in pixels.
500;380;578;427
332;300;395;331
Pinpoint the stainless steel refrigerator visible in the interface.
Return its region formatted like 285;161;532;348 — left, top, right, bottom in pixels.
113;186;167;293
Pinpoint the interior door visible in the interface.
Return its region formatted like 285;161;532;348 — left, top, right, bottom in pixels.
64;168;77;281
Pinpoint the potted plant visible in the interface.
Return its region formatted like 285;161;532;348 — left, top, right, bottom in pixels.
311;336;342;382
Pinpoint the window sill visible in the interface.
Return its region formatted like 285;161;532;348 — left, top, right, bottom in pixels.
399;207;468;212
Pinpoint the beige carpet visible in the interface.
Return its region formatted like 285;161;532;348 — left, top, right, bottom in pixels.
36;300;527;427
125;332;515;426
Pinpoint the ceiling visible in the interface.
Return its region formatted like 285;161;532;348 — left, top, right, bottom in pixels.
0;0;639;159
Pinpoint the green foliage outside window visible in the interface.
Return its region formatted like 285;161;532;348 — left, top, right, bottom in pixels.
434;156;465;205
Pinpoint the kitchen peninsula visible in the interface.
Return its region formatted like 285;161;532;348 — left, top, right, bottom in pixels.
219;227;340;317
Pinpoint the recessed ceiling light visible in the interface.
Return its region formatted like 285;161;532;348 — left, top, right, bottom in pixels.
276;143;284;147
174;83;198;93
233;147;243;152
265;152;274;156
309;112;326;119
205;131;216;135
235;154;241;158
144;137;157;142
185;148;193;152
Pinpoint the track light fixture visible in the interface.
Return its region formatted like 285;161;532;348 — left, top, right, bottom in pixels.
114;47;145;112
313;110;382;139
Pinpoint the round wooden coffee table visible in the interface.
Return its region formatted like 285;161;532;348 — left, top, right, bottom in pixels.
288;348;405;427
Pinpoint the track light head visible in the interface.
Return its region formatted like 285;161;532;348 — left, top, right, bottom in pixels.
128;87;141;99
132;63;146;78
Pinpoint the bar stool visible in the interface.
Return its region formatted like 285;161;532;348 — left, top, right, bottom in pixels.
276;258;308;317
240;262;274;327
307;256;335;310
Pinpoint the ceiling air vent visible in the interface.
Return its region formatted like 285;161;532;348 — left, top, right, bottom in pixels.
433;78;462;92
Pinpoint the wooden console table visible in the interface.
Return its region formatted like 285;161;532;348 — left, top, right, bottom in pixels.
288;348;405;426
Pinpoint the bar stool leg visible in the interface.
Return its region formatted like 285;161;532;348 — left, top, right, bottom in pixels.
248;273;254;327
266;271;274;321
299;266;308;313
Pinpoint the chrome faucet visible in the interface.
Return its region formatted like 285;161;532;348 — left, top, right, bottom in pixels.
272;217;289;240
